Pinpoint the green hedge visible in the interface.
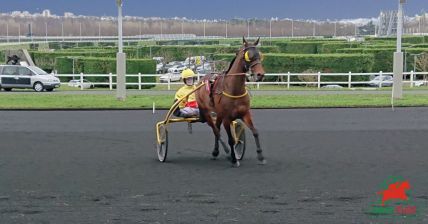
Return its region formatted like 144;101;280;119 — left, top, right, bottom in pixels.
0;50;5;63
39;45;281;62
271;41;361;54
156;40;220;45
55;57;156;89
365;36;427;44
337;47;428;72
125;45;280;61
31;51;117;71
337;48;395;72
318;42;362;53
214;53;374;82
274;42;321;54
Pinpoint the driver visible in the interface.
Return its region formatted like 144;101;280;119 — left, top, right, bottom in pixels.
173;69;199;118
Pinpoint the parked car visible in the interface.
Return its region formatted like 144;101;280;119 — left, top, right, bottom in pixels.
68;79;95;89
153;57;165;74
164;61;183;71
414;80;425;87
0;65;60;92
368;75;393;87
159;72;182;83
167;65;186;74
321;84;343;89
156;63;165;73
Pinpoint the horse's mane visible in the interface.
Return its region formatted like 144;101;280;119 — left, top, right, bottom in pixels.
225;56;237;74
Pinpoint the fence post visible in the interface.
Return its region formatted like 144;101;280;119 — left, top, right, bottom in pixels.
287;72;290;89
109;73;113;90
317;72;321;88
410;70;414;88
138;73;142;90
348;71;352;88
379;71;383;88
80;73;84;90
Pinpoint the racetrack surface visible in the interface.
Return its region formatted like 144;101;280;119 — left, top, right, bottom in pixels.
1;108;428;223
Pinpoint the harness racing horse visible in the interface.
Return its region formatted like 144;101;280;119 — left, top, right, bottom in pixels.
196;37;266;167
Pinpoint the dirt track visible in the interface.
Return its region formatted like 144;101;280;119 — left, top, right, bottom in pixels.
1;108;428;223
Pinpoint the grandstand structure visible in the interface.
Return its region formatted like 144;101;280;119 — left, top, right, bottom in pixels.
376;10;399;37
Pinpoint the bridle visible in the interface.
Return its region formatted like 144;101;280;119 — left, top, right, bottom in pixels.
242;46;262;72
224;46;262;77
219;46;262;99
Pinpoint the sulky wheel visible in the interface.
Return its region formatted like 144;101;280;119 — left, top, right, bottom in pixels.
156;124;169;162
233;120;246;161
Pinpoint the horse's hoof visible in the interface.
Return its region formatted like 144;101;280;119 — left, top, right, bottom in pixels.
212;150;219;158
258;159;267;165
231;161;240;168
257;154;265;162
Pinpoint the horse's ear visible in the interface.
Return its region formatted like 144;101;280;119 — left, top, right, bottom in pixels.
243;36;248;46
254;37;260;46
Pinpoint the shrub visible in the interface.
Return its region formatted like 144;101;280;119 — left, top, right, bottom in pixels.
31;51;117;70
214;53;374;81
55;57;156;89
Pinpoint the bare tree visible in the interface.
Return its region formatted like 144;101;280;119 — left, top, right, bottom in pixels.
298;69;318;87
415;53;428;81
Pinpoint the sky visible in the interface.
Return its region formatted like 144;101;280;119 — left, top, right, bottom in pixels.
0;0;426;20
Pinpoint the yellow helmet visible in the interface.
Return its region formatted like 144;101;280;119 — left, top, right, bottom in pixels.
181;69;195;79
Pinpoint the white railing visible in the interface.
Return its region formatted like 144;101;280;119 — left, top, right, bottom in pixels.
55;71;428;90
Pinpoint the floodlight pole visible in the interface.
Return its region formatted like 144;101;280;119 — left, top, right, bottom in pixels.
6;23;9;43
116;0;126;101
393;0;405;99
45;22;48;43
225;21;228;38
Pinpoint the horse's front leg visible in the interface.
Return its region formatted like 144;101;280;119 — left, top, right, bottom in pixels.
242;112;266;165
197;92;224;159
203;111;222;159
223;119;239;167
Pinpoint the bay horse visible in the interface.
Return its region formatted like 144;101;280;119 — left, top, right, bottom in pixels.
196;37;266;167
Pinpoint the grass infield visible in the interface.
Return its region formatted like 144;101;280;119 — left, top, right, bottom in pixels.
1;94;428;109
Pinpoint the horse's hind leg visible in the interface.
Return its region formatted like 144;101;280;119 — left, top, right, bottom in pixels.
223;119;239;167
242;112;266;165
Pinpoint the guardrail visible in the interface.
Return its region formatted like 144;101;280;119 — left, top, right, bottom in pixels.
55;71;428;90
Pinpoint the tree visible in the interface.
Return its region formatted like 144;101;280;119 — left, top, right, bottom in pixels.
415;53;428;82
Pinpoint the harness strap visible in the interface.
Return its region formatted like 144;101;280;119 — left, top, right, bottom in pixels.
222;89;249;99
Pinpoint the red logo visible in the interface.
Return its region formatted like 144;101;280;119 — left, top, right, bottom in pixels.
377;180;410;206
367;176;421;217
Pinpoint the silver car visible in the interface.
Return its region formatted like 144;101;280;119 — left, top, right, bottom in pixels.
0;65;61;92
368;75;393;87
68;79;95;89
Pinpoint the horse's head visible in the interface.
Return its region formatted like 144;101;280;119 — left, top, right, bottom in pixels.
241;37;265;82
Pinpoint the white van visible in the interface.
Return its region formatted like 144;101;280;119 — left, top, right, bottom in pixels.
0;65;61;92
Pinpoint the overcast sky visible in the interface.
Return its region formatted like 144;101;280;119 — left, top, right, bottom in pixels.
1;0;426;20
